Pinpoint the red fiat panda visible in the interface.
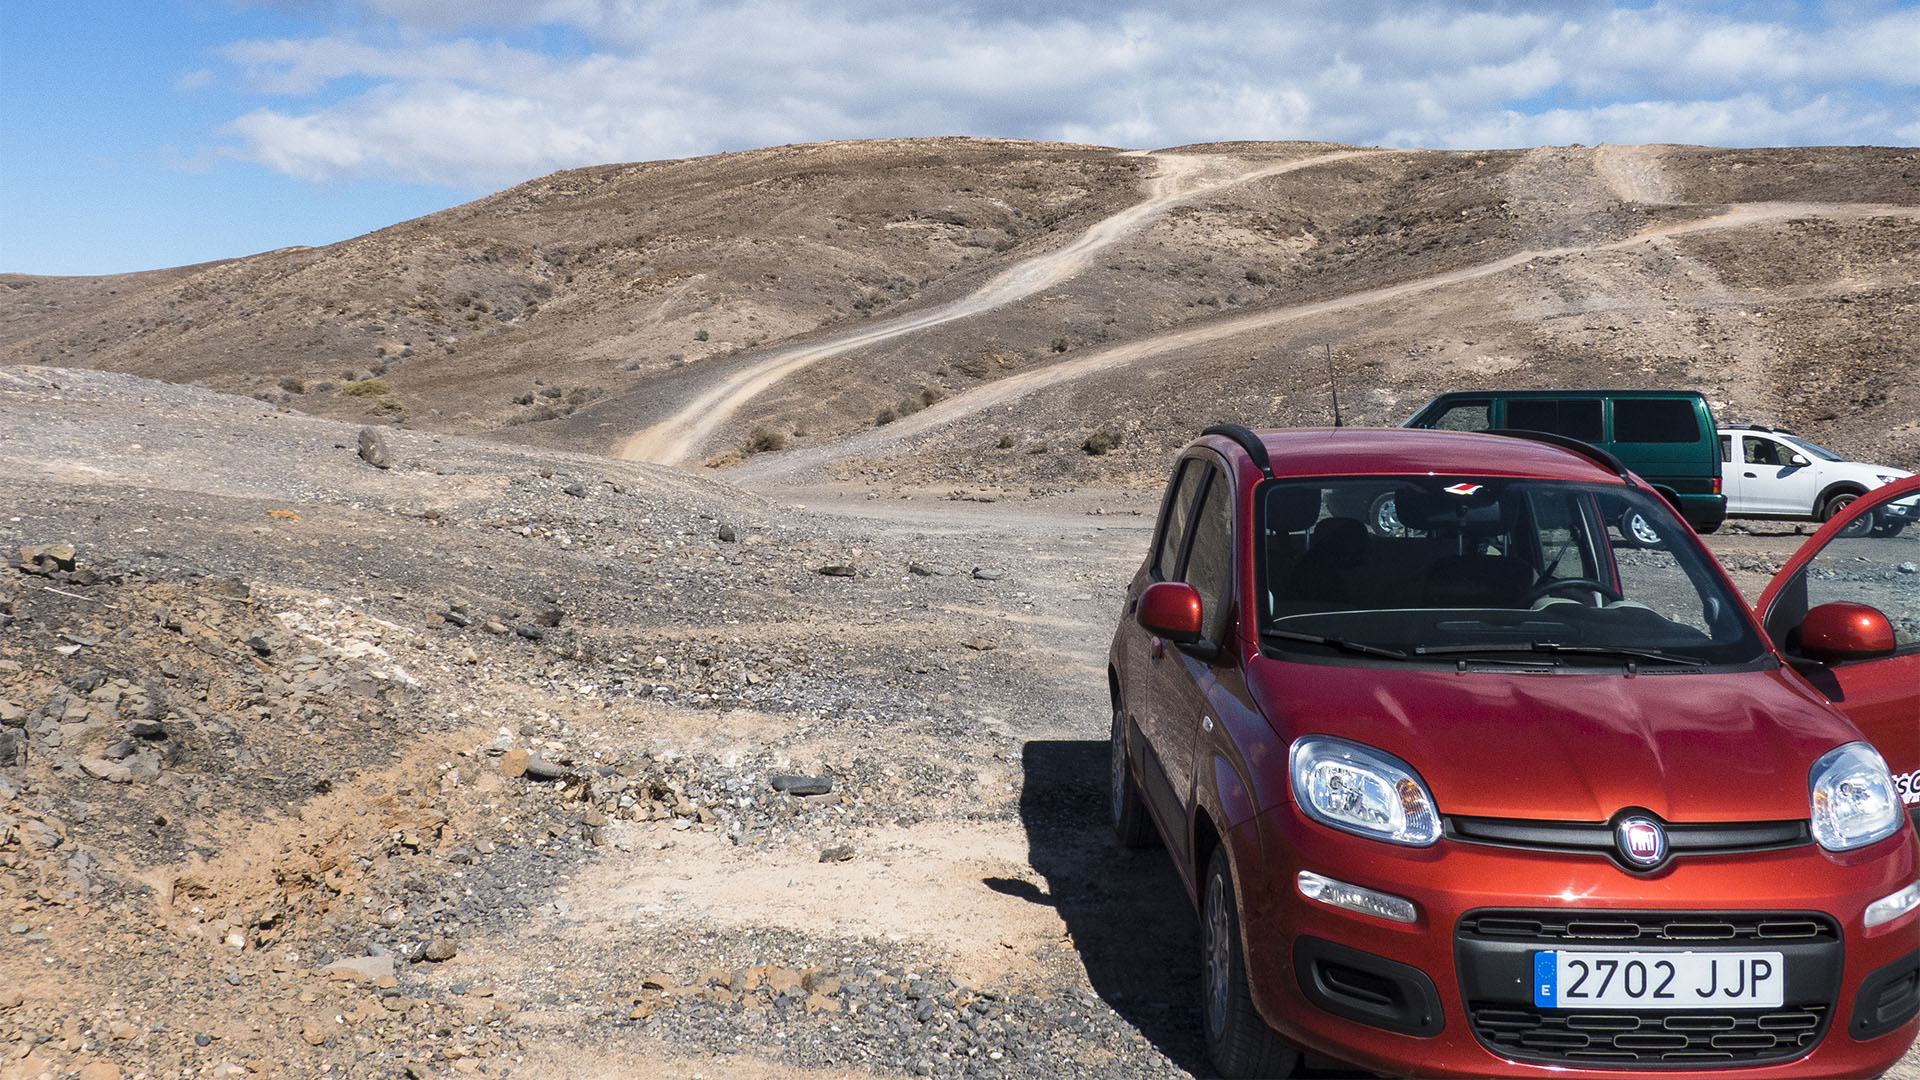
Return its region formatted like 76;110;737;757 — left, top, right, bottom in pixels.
1107;424;1920;1078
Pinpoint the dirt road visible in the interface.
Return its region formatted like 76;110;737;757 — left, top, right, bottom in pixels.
617;149;1382;466
740;199;1920;483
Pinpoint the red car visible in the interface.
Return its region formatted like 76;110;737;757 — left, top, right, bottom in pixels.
1108;425;1920;1078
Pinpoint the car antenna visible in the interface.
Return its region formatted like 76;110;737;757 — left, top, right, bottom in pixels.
1324;343;1344;428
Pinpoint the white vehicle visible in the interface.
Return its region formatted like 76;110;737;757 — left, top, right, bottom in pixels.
1718;424;1914;536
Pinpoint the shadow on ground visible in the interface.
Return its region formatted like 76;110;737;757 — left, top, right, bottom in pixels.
1002;740;1372;1079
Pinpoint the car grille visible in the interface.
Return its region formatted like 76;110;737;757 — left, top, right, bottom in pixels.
1458;910;1837;944
1446;816;1810;865
1467;1002;1828;1066
1457;910;1841;1069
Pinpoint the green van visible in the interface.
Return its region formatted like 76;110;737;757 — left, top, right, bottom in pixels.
1402;389;1725;539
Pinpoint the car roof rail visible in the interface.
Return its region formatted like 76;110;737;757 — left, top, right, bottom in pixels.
1484;428;1632;481
1201;424;1275;479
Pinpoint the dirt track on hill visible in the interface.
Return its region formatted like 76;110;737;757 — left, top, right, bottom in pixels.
618;149;1384;466
738;200;1920;484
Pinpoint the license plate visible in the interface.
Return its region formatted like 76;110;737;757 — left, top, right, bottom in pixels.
1533;951;1783;1009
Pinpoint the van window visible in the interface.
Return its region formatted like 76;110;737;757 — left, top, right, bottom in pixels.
1613;399;1701;443
1430;400;1491;431
1507;398;1603;443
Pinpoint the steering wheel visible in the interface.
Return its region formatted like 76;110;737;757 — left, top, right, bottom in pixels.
1526;577;1624;605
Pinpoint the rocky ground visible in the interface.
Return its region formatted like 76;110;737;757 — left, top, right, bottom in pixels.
3;367;1915;1080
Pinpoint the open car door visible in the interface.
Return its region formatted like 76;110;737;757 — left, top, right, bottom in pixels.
1757;475;1920;821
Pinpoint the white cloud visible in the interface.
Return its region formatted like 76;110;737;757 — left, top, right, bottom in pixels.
211;1;1920;187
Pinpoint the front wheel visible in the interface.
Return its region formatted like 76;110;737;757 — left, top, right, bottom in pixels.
1202;846;1300;1078
1110;705;1155;849
1822;492;1871;538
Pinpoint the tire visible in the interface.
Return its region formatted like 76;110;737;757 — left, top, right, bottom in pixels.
1822;492;1871;538
1202;845;1300;1079
1870;519;1907;538
1110;705;1156;849
1619;508;1664;548
1367;492;1406;537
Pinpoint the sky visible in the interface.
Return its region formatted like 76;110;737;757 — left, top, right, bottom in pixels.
3;1;1916;276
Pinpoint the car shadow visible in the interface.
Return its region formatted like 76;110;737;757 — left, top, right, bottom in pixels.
1002;739;1369;1079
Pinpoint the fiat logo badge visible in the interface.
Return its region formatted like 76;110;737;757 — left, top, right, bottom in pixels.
1616;817;1668;868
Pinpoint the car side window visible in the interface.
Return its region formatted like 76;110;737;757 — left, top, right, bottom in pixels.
1184;469;1235;643
1746;438;1784;466
1153;459;1206;580
1718;435;1732;462
1785;529;1920;653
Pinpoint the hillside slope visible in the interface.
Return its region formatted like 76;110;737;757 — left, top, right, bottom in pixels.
2;139;1915;480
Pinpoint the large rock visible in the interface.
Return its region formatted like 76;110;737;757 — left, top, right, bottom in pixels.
357;426;393;469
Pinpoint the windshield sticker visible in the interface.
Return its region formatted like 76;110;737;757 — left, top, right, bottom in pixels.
1443;483;1483;496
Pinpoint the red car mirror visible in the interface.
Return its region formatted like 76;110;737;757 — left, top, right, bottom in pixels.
1138;581;1204;644
1795;601;1897;663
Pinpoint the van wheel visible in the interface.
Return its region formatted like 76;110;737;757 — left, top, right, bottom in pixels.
1619;509;1664;548
1110;706;1156;849
1202;846;1300;1078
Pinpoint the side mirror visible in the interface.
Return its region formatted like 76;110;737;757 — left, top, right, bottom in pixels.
1788;454;1810;468
1794;601;1896;663
1138;581;1203;644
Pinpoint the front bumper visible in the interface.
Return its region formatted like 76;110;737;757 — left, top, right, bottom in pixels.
1233;811;1920;1078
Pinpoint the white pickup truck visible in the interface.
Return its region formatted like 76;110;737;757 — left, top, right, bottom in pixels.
1718;424;1914;536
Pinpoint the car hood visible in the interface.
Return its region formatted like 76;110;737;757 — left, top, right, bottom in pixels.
1246;659;1862;823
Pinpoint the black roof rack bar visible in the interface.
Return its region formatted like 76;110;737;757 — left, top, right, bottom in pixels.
1484;428;1632;481
1202;424;1274;479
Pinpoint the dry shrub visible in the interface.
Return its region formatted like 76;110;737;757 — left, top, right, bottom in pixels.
342;379;390;397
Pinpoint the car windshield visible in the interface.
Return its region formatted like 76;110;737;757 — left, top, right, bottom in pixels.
1256;477;1766;667
1778;434;1844;462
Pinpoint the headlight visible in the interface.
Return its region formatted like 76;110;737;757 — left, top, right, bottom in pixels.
1809;742;1902;852
1875;474;1901;487
1290;736;1439;846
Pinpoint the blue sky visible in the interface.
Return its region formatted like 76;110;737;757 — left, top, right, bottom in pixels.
3;1;1916;276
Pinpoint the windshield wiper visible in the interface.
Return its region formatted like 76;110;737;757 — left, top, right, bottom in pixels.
1413;641;1703;666
1262;629;1410;660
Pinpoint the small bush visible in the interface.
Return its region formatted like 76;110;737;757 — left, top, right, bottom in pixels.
746;430;787;454
342;379;390;397
1027;441;1049;454
875;406;896;426
919;386;943;407
1051;338;1070;353
278;376;305;394
513;392;535;406
1083;429;1121;456
693;329;709;341
704;449;746;469
996;434;1015;449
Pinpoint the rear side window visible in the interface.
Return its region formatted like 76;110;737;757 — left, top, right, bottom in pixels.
1507;398;1603;443
1429;400;1491;431
1718;435;1732;462
1183;472;1235;642
1614;399;1701;443
1153;460;1206;579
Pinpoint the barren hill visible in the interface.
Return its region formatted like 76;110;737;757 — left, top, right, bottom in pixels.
3;136;1920;1078
4;139;1915;483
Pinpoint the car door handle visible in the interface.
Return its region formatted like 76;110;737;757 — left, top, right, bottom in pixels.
1743;471;1758;478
